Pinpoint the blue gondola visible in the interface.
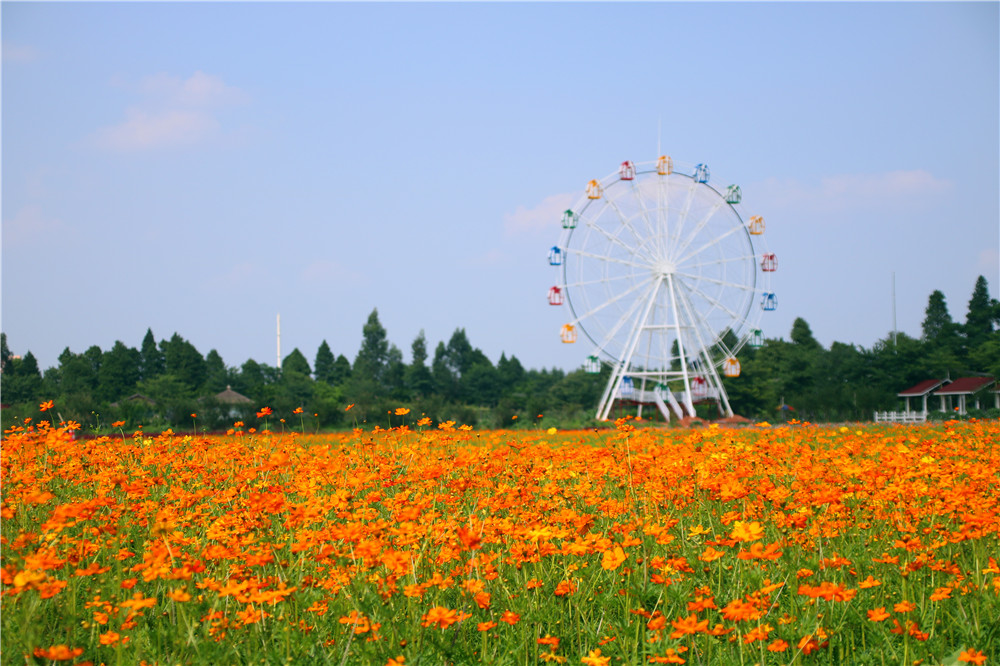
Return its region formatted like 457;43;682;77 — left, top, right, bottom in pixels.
548;246;563;266
694;163;710;183
761;293;777;311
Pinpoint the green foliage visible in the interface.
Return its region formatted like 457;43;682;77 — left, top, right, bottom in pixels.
313;340;336;384
4;278;999;430
282;347;311;377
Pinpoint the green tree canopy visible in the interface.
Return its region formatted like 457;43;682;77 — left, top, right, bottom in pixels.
98;341;142;403
406;330;434;399
282;348;311;377
140;328;165;381
314;340;336;384
964;275;999;349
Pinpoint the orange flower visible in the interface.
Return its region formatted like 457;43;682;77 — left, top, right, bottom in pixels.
858;575;881;589
554;580;576;597
345;403;355;411
767;639;789;652
648;649;686;664
39;400;54;412
601;545;627;570
670;614;709;638
111;420;125;428
929;587;952;601
293;407;304;414
256;406;273;418
893;600;916;613
729;521;764;542
698;546;725;563
477;621;497;632
581;649;610;666
33;646;83;661
457;526;482;551
867;607;890;622
421;606;461;629
500;610;521;625
394;407;410;415
959;649;988;665
386;657;406;666
99;631;123;645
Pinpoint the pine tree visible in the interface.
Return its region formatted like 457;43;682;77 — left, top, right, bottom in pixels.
282;348;312;376
98;341;142;402
314;340;336;384
964;276;999;349
140;328;165;380
406;330;435;398
921;291;954;342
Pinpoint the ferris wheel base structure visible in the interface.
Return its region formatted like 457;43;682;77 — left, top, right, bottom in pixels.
547;156;777;423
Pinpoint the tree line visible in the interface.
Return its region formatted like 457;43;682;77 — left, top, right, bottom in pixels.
2;276;998;430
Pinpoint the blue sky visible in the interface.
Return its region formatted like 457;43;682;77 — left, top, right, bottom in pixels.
3;2;998;374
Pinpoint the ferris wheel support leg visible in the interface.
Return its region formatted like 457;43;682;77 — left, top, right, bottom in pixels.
652;389;672;423
596;362;629;422
597;279;663;422
664;389;685;420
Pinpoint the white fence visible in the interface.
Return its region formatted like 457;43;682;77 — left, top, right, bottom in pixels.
873;411;927;424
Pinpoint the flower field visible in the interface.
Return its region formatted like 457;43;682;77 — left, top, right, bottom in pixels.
2;412;997;665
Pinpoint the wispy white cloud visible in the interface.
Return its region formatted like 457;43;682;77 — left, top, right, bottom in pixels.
2;205;64;246
91;71;247;152
503;192;576;236
205;262;266;292
752;170;953;215
92;108;220;151
138;71;248;108
2;42;39;63
978;248;999;277
299;260;364;286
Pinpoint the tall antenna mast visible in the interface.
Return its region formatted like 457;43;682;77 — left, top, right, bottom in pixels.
276;313;282;369
891;273;898;351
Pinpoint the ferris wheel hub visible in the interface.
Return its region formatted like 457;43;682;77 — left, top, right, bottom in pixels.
653;259;675;276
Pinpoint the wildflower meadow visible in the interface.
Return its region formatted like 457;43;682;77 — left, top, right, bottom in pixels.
1;407;997;665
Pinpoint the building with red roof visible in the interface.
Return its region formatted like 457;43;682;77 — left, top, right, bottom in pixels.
932;376;997;415
897;379;949;417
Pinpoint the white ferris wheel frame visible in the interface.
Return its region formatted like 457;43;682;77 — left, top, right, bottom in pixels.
552;158;774;422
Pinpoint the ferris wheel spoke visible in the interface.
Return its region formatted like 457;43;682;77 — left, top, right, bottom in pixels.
678;253;759;273
562;272;640;290
628;180;661;250
588;278;661;358
565;247;653;272
675;275;743;321
655;175;671;260
673;223;751;267
669;198;727;265
579;208;654;265
569;273;659;328
604;196;652;251
673;271;757;294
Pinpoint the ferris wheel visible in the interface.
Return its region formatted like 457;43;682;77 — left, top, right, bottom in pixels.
547;156;777;422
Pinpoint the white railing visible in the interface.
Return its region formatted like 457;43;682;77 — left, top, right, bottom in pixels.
873;411;927;424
